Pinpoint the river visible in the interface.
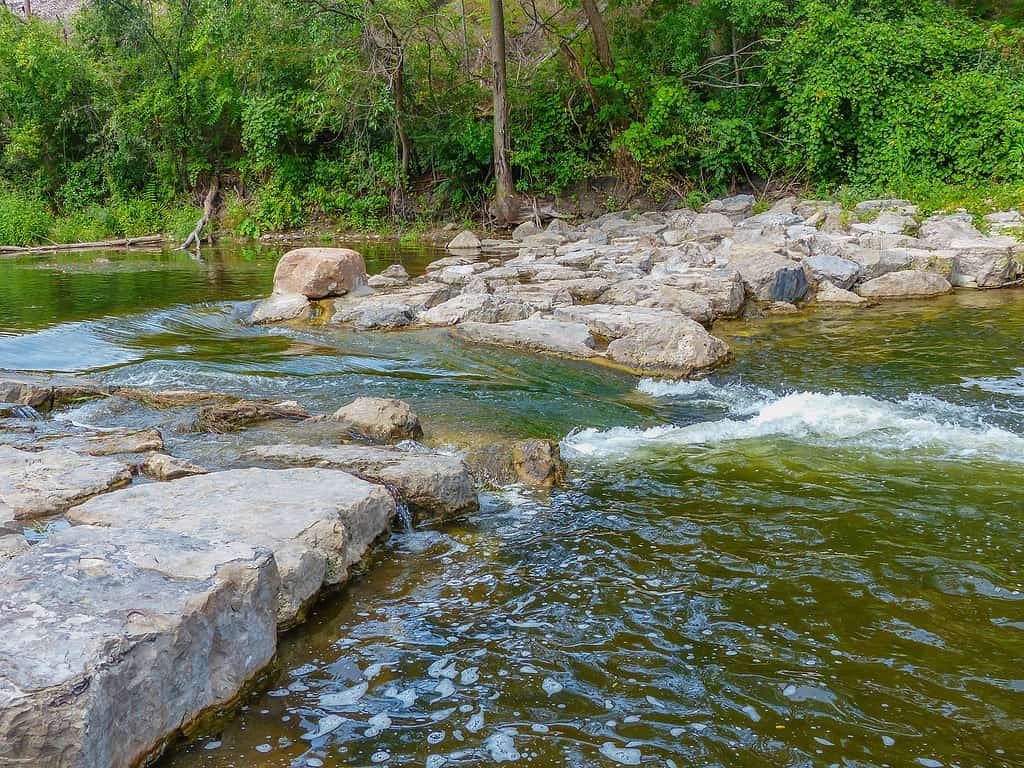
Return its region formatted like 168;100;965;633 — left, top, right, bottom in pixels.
1;245;1021;768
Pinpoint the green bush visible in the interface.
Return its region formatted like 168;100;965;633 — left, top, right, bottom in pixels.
0;191;54;245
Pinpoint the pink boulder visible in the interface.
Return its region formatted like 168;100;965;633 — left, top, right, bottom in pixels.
272;248;368;299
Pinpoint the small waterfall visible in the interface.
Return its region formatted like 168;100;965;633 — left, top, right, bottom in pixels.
395;503;414;534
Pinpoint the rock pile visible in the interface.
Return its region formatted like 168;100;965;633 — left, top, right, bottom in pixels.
307;196;1022;378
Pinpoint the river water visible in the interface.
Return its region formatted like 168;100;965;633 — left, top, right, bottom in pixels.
2;246;1021;768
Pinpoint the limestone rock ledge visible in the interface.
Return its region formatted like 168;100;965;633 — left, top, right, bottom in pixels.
66;467;397;627
0;526;279;768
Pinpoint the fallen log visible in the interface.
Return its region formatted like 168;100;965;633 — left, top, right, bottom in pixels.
0;235;165;255
177;176;220;251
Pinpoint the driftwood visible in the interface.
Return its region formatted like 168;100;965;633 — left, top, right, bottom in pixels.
0;235;165;255
177;176;220;251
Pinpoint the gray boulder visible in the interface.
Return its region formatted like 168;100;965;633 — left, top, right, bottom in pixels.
815;280;867;305
0;446;131;520
67;468;396;626
856;270;952;298
686;212;734;240
452;319;599;359
948;239;1019;287
330;397;422;443
918;213;982;246
843;247;914;281
273;248;367;299
599;279;714;325
420;293;534;326
447;230;482;250
249;444;477;521
512;440;566;487
803;254;861;290
553;304;697;340
512;220;540;241
730;254;808;302
605;319;730;377
0;525;278;768
140;452;208;481
703;194;755;222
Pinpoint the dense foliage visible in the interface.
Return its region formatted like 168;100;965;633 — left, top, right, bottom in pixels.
0;0;1022;243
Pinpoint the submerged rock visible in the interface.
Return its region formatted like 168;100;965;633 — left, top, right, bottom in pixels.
451;319;600;359
856;270;952;298
329;397;423;443
512;440;566;487
273;247;368;299
67;467;397;626
0;525;278;768
0;370;110;412
248;444;477;520
194;399;310;433
140;452;209;481
0;445;131;520
247;292;310;325
114;388;235;408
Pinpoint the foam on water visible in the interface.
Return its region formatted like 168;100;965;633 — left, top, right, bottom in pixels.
564;381;1024;463
962;368;1024;397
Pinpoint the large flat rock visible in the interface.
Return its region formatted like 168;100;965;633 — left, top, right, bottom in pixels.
67;468;397;626
451;318;600;359
0;445;132;520
0;525;278;768
248;444;478;521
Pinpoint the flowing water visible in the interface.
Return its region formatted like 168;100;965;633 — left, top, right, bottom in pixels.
2;246;1022;768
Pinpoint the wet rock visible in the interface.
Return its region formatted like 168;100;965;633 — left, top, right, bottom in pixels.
803;254;861;290
248;444;477;520
420;294;534;326
0;446;131;520
447;230;482;250
273;248;368;299
140;452;209;481
730;254;808;303
114;388;235;408
599;279;714;326
0;525;278;768
0;403;40;419
79;427;164;456
194;399;310;433
67;467;396;626
553;304;697;340
856;270;952;298
512;440;566;487
0;370;110;412
330;397;423;443
247;292;310;325
703;194;755;222
451;319;600;359
0;533;28;562
333;283;451;329
605;318;730;377
815;280;867;305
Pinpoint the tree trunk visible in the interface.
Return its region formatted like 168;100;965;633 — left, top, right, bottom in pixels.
394;55;412;183
489;0;515;226
581;0;612;72
23;0;32;17
177;176;220;251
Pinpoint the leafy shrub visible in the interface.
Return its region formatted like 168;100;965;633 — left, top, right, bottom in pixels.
0;191;54;245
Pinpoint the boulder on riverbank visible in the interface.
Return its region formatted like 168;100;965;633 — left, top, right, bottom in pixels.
856;270;952;298
0;525;279;768
67;467;397;626
272;247;368;298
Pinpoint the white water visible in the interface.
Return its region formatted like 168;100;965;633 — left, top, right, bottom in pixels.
962;368;1024;397
564;380;1024;463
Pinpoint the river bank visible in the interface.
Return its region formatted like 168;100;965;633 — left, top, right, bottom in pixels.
1;206;1022;767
